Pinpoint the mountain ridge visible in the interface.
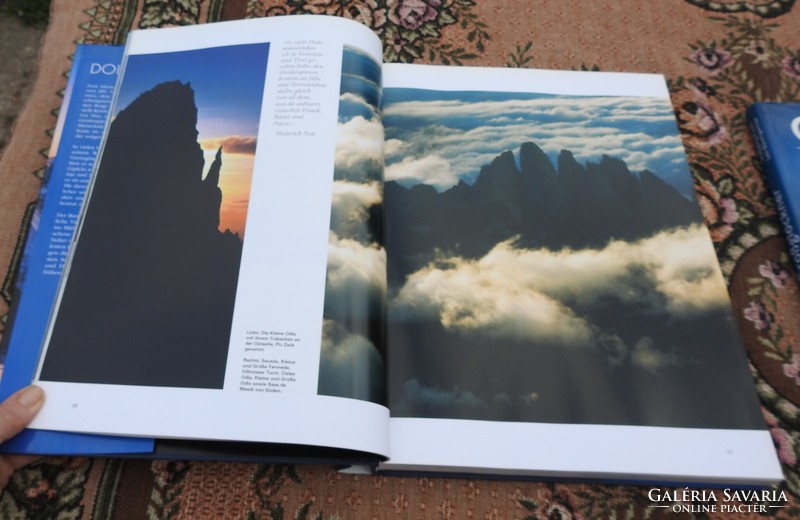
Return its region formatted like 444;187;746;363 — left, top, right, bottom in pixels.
385;141;701;286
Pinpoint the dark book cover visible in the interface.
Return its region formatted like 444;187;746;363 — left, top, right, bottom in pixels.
748;102;800;278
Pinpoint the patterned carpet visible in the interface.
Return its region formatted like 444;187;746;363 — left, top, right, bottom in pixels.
0;0;799;517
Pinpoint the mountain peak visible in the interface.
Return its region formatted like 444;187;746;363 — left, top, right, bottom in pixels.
520;141;557;181
385;141;701;284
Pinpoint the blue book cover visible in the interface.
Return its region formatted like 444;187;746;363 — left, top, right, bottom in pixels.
748;102;800;278
0;44;154;455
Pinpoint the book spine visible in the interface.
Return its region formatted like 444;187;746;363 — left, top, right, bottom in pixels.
748;105;800;279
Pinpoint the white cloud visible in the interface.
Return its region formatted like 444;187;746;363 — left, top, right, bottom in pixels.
335;115;384;181
383;138;409;157
383;96;668;124
325;231;386;306
634;225;730;315
385;153;461;190
319;320;383;402
383;95;686;191
631;337;680;373
390;224;729;360
330;180;382;241
392;257;596;347
339;92;378;119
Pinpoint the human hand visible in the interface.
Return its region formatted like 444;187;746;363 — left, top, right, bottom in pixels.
0;385;44;490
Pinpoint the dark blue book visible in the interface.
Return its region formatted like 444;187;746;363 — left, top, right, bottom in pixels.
748;102;800;277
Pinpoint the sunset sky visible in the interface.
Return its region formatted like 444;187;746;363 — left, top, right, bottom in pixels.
115;43;269;236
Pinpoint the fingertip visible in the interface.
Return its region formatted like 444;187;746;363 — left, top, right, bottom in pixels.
14;386;44;411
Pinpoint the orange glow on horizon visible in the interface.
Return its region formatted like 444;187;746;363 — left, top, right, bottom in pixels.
202;146;254;238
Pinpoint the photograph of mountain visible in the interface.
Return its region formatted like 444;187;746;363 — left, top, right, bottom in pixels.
384;89;765;429
39;43;269;389
316;47;386;404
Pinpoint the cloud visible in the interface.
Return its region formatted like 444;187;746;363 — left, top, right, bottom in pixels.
394;379;488;416
385;153;461;190
326;232;386;293
226;199;250;208
200;135;257;155
318;320;384;403
329;180;382;242
335;115;384;182
390;224;729;367
644;234;732;315
338;92;379;121
631;337;681;373
324;232;386;323
390;251;597;348
384;95;671;123
393;380;548;419
386;124;688;191
383;94;690;194
383;138;408;157
504;224;728;316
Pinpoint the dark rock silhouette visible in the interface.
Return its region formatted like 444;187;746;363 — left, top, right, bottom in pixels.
385;142;701;286
40;81;242;388
200;146;224;232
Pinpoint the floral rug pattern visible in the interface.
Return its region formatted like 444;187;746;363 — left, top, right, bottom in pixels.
1;0;799;518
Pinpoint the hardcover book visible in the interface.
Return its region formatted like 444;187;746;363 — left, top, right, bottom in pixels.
0;15;782;485
748;102;800;278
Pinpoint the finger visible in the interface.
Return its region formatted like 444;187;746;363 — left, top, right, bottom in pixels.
0;455;41;491
0;386;45;444
0;456;14;490
6;454;39;470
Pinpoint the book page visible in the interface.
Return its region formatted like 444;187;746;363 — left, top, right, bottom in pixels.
30;16;389;457
381;64;781;483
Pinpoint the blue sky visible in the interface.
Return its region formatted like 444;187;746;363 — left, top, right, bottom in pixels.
338;46;381;123
114;43;270;139
383;89;694;198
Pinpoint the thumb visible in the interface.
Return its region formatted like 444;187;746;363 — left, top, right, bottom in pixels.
0;386;44;444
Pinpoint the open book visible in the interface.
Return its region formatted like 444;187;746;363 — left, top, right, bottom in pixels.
0;15;782;485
